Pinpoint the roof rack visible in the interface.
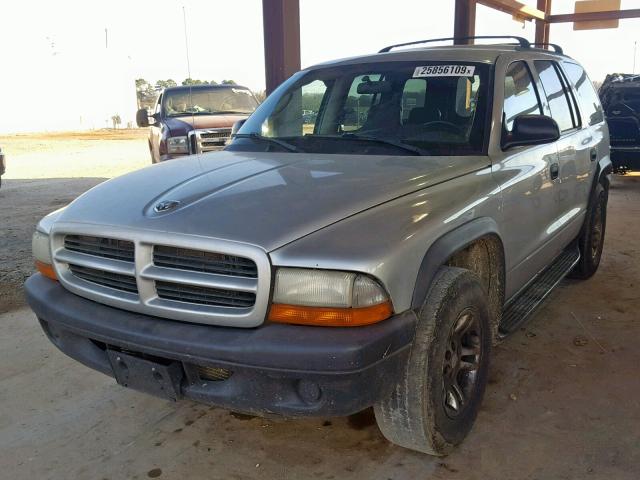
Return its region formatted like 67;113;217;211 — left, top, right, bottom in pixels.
531;43;564;54
378;36;531;53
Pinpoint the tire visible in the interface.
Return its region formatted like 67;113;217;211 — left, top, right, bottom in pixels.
374;267;491;455
569;182;608;279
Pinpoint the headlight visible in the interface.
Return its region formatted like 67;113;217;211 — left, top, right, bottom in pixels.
167;136;189;154
269;268;392;327
32;230;57;281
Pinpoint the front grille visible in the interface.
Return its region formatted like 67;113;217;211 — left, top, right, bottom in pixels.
202;141;226;148
65;235;134;262
154;245;258;278
195;365;233;381
156;280;255;308
200;129;231;139
193;128;231;153
69;264;138;294
53;230;268;326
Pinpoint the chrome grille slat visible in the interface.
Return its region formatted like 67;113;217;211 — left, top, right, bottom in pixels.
154;245;258;278
140;265;258;292
69;264;138;294
156;281;255;308
65;235;134;262
56;249;135;276
200;130;231;139
53;226;270;327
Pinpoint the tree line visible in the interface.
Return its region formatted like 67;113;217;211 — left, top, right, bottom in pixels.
135;78;240;110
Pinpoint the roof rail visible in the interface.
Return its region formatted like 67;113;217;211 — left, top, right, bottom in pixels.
378;36;531;53
531;43;564;54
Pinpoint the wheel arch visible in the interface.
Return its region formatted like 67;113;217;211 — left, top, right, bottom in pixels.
596;155;613;190
411;217;506;338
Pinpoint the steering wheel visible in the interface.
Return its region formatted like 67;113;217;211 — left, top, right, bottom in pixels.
421;121;464;135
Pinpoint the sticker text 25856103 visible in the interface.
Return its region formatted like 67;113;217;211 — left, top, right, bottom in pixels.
413;65;475;77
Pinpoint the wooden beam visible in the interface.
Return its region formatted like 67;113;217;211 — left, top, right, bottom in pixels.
547;8;640;23
477;0;546;21
454;0;476;44
262;0;301;95
535;0;551;44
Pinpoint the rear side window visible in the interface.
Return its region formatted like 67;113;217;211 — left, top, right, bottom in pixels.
563;62;605;126
401;78;427;123
534;60;579;132
503;61;542;132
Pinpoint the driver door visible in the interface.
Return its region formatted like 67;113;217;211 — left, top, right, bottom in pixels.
491;60;562;299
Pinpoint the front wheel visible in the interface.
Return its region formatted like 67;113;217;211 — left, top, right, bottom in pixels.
570;182;608;279
374;267;491;455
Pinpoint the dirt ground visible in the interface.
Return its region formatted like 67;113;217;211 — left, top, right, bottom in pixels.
0;129;149;312
1;133;640;479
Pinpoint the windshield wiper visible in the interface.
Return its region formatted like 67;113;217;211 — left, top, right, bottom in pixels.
305;133;428;156
214;110;254;115
234;133;302;153
340;133;429;156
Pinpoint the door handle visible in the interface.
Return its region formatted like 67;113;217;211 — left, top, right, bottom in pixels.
550;162;559;180
590;147;598;162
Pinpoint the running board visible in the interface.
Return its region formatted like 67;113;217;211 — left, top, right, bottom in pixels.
498;245;580;338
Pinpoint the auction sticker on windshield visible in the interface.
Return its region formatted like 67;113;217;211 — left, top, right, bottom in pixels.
413;65;475;77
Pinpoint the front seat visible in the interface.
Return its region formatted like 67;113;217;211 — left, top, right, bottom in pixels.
406;104;442;125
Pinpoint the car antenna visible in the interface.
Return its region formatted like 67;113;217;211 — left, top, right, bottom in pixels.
183;5;195;143
182;5;192;80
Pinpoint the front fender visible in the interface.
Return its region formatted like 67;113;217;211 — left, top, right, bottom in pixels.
269;166;501;314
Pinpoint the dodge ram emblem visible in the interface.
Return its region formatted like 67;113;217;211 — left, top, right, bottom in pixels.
154;200;181;213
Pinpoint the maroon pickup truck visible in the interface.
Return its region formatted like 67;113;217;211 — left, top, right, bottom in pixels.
136;84;259;163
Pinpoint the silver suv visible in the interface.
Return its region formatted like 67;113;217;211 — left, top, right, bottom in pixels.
26;36;610;455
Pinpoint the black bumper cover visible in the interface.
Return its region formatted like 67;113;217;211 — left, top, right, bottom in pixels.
611;148;640;171
25;274;416;417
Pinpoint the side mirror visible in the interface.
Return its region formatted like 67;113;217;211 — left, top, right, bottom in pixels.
136;108;150;128
502;114;560;150
231;119;247;136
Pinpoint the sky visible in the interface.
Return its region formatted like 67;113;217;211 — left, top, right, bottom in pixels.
0;0;638;132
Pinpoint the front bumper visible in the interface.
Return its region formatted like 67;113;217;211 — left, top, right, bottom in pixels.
611;147;640;171
25;274;416;417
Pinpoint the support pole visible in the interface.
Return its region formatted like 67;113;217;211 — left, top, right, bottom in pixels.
535;0;551;45
454;0;477;44
262;0;301;95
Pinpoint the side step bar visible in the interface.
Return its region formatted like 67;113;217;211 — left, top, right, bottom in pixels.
498;245;580;338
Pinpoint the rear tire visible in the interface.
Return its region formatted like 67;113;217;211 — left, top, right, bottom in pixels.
570;183;608;279
374;267;491;455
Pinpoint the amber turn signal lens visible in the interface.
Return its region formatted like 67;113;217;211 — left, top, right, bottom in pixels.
35;260;58;281
268;301;393;327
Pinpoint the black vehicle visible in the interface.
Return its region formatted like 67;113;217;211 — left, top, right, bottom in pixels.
600;73;640;173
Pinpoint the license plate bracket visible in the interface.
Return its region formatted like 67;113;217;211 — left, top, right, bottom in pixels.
107;350;183;401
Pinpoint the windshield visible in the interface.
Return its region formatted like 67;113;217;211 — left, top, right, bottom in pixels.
228;61;490;156
163;87;258;117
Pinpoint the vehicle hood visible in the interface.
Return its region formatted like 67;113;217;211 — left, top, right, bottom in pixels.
56;150;488;252
165;115;248;134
